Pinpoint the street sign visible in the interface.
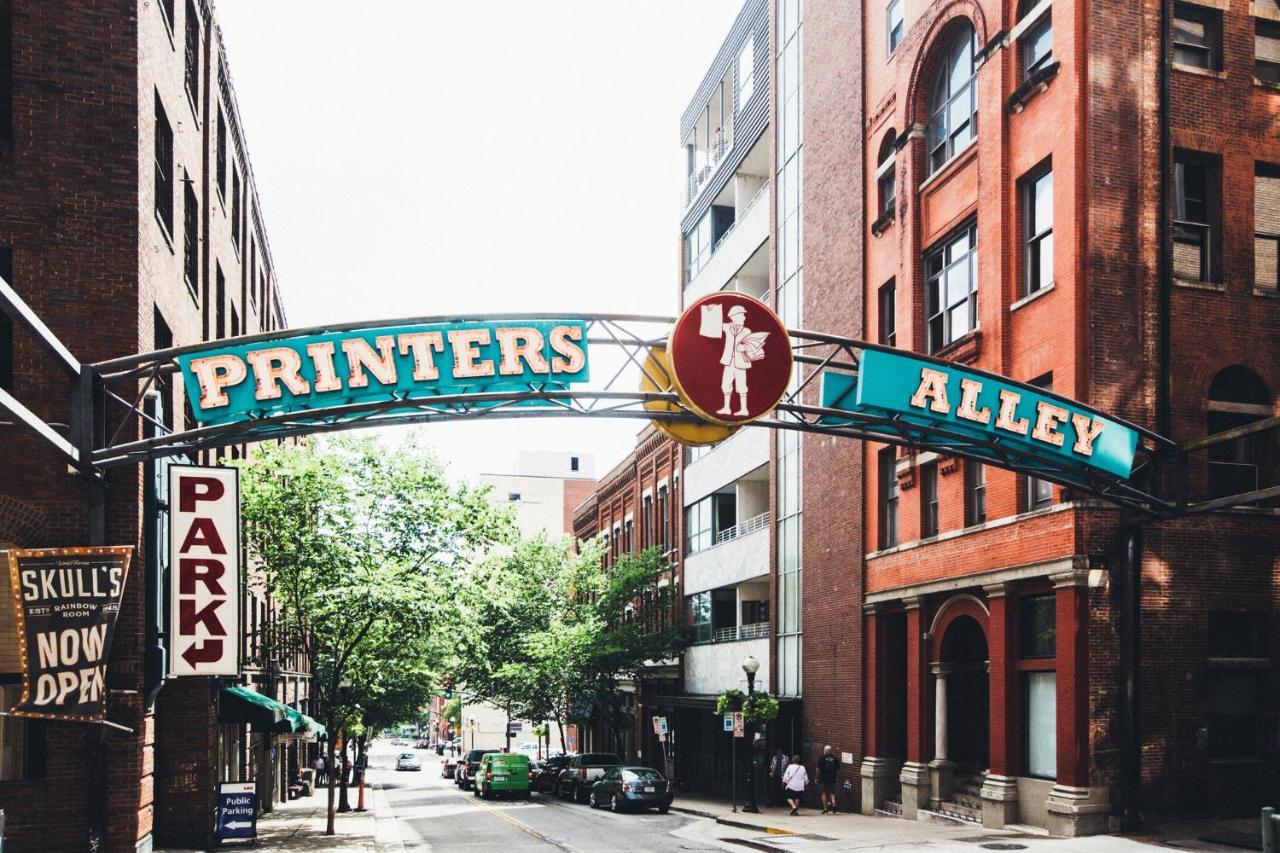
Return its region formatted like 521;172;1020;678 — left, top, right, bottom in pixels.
652;715;668;735
169;465;239;676
723;712;734;732
216;781;256;841
507;721;522;734
733;712;745;738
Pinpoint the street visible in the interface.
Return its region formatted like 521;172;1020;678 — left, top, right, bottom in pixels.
366;741;730;852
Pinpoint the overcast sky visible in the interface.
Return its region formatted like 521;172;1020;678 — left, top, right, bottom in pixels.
215;0;742;482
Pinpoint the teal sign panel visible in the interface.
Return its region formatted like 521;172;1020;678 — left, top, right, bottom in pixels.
821;348;1138;480
178;320;590;427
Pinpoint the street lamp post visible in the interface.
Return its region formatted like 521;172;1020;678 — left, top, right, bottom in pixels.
741;655;760;814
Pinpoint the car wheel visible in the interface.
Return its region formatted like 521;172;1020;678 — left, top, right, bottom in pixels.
610;793;622;813
589;790;599;809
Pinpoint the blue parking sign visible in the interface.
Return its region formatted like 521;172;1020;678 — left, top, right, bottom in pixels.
217;781;257;840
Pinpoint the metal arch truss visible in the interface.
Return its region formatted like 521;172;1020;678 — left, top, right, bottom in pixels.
83;313;1176;516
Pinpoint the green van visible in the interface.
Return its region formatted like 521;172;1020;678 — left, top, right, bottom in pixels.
475;752;532;800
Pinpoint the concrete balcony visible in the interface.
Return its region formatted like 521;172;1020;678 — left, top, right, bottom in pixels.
685;182;770;303
685;427;769;504
684;519;769;594
684;635;770;696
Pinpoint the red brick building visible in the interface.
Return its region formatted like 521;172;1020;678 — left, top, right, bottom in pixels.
855;0;1280;833
0;2;307;850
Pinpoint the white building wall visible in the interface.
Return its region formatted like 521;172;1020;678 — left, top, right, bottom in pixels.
683;637;770;696
684;427;770;505
683;525;769;594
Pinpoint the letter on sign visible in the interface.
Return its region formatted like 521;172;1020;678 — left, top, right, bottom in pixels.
169;465;240;676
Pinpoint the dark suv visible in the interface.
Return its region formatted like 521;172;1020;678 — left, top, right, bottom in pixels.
533;753;573;793
457;748;498;790
557;752;622;803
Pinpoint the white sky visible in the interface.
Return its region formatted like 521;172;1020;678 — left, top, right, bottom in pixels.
215;0;742;482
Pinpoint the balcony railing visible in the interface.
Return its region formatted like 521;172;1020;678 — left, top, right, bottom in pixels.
685;129;732;206
712;621;771;643
714;510;770;546
684;181;770;286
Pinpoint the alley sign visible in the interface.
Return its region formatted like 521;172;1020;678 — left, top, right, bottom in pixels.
5;547;131;723
179;320;590;427
169;465;239;676
821;348;1139;481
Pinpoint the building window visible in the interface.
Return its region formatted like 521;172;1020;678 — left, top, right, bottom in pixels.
214;263;225;340
642;495;653;547
737;36;755;110
1259;20;1280;84
657;485;669;552
1206;366;1270;499
1021;9;1053;77
876;132;897;216
925;222;978;353
965;461;986;526
1024;671;1057;777
624;519;633;552
571;455;580;472
231;167;242;251
1172;151;1219;282
878;279;897;347
688;592;712;643
926;23;978;175
1020;593;1057;658
0;683;30;780
0;248;12;393
1208;610;1268;658
1023;166;1054;295
887;0;905;54
1173;3;1221;70
685;497;713;556
919;461;939;537
507;492;521;502
1256;163;1280;291
878;447;899;548
184;0;200;113
154;93;174;236
183;177;199;294
215;106;227;199
1024;374;1055;509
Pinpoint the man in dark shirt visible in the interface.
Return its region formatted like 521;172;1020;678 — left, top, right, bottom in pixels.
816;744;840;813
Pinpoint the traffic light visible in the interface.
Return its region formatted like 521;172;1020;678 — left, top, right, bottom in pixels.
442;677;455;699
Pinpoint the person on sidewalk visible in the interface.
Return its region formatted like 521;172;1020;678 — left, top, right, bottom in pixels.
768;749;787;807
816;745;840;814
781;754;808;815
313;754;326;786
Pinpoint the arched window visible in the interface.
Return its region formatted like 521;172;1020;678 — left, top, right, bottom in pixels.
1206;366;1271;499
927;24;978;176
876;131;897;216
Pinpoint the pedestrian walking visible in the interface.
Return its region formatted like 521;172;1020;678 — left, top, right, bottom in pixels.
767;748;787;807
781;754;808;816
816;745;840;814
313;754;326;786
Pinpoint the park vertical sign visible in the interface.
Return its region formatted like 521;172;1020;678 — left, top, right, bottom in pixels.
6;546;132;722
169;465;240;676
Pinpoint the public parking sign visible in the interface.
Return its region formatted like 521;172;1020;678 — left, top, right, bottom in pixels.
217;781;257;840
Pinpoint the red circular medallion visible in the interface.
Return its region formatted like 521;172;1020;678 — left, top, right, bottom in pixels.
668;292;793;426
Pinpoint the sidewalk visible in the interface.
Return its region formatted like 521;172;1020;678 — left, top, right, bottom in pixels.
668;793;1187;852
155;783;404;852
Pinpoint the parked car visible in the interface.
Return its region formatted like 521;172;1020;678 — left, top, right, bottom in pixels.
474;752;532;800
395;752;421;772
532;754;573;793
457;748;499;790
557;752;623;803
441;755;459;779
589;766;672;813
415;740;431;749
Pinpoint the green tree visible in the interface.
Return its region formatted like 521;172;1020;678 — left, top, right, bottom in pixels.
236;436;511;833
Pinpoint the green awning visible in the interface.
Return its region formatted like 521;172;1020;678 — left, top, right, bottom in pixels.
219;686;293;731
284;706;327;739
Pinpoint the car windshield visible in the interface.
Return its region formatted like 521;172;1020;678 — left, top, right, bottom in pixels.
623;768;664;782
399;753;414;759
580;753;622;765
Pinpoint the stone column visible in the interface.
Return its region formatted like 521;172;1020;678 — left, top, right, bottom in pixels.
898;597;931;820
928;662;955;809
980;582;1019;829
861;603;895;815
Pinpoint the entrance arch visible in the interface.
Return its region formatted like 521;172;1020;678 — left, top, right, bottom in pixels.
936;614;989;773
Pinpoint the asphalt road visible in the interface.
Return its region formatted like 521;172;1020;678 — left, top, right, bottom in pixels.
366;741;734;852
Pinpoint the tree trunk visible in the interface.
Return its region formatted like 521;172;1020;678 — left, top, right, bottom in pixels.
554;714;565;755
325;726;337;835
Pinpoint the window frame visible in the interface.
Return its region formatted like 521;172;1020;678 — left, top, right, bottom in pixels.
878;447;899;549
876;135;897;216
183;175;199;298
965;461;986;526
920;461;939;538
887;0;905;56
1258;19;1280;84
1255;162;1280;291
183;0;201;117
1021;10;1053;78
1172;151;1221;283
878;279;897;347
737;36;756;111
1022;165;1054;296
1173;2;1222;71
154;93;175;238
926;24;978;176
924;221;979;353
688;591;712;644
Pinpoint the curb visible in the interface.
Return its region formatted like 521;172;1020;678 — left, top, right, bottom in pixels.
667;804;796;837
372;783;407;852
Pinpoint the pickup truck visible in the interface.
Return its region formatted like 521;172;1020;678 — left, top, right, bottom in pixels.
557;752;623;804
